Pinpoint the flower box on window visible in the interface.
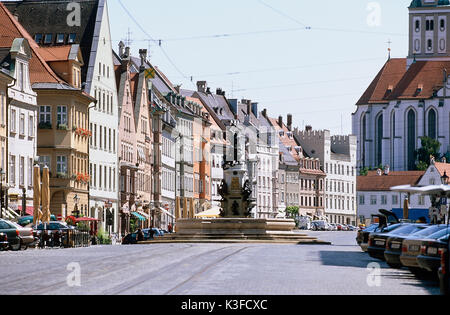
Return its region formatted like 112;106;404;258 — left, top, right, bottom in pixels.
57;123;69;130
38;121;52;129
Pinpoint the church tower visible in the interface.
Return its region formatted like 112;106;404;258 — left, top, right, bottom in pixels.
408;0;450;66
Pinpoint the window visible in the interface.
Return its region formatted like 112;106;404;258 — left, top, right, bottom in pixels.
44;33;53;44
370;195;377;205
57;106;67;126
68;33;76;44
428;39;433;51
441;19;446;31
418;195;425;206
56;33;65;44
34;34;43;44
39;106;51;123
19;113;25;136
392;195;398;205
10;108;16;133
381;195;387;205
415;20;420;32
28;115;34;137
9;155;15;185
428;109;437;139
56;156;67;175
28;158;33;187
19;156;24;186
38;156;50;169
17;62;23;91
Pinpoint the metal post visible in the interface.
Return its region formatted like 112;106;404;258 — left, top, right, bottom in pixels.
21;187;26;217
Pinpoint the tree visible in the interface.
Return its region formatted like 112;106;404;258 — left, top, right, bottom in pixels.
286;206;299;218
415;136;441;170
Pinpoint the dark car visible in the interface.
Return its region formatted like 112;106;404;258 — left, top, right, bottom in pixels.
17;215;57;227
401;225;450;271
122;232;138;245
438;236;449;295
357;223;378;252
385;224;446;268
0;219;21;251
0;232;9;251
417;228;450;272
367;223;407;260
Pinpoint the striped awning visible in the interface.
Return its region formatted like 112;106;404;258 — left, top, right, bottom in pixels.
131;212;146;221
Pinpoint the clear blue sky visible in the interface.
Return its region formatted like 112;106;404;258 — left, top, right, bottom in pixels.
109;0;411;135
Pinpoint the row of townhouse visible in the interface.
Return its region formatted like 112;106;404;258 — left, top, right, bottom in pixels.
0;0;358;232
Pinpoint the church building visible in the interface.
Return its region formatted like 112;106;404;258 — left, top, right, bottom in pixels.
352;0;450;171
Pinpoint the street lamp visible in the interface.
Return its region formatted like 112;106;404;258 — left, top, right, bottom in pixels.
441;171;449;185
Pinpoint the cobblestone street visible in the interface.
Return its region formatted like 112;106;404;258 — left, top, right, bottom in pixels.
0;232;441;295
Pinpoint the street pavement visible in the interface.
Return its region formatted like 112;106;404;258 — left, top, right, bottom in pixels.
0;231;441;295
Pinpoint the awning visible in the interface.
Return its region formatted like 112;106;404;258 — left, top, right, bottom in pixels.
194;206;221;218
17;206;34;216
131;212;146;221
158;207;175;219
138;210;150;219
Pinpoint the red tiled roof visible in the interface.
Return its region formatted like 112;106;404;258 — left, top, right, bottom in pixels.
386;60;450;100
356;58;406;105
268;116;301;161
38;46;72;62
357;57;450;105
0;2;63;84
434;162;450;177
357;171;425;191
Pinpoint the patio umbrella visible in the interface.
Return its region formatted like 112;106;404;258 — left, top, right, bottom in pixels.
41;166;51;223
33;164;42;225
403;196;409;220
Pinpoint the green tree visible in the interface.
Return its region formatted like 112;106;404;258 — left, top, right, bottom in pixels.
359;167;369;176
415;136;441;170
286;206;299;218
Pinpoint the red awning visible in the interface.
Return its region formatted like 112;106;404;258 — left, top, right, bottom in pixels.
17;206;34;216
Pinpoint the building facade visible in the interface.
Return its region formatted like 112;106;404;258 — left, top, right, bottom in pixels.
294;128;357;225
353;0;450;172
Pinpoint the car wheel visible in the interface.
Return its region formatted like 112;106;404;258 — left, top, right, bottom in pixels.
10;241;21;251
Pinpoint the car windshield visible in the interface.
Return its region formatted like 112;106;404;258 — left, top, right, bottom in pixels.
363;224;378;232
427;228;450;240
411;225;447;238
376;223;402;233
389;224;426;236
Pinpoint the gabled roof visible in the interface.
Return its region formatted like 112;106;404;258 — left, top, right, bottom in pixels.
38;45;83;64
357;57;450;105
386;60;450;100
356;58;406;105
433;162;450;177
0;2;64;85
357;171;425;191
4;0;99;84
268;116;302;162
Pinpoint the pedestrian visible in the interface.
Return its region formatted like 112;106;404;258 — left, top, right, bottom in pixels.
137;229;144;242
168;223;172;233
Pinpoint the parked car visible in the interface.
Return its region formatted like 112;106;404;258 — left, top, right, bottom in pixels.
357;224;379;252
417;232;450;272
438;238;449;295
0;232;9;251
122;232;138;245
400;225;450;272
384;224;430;268
0;219;21;251
347;225;358;231
311;220;328;231
6;219;36;249
367;223;408;260
16;215;57;227
122;228;165;245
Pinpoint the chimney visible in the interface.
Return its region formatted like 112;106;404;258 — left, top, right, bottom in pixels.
305;125;312;132
206;87;211;94
251;102;258;118
197;81;207;93
278;116;283;127
139;49;147;70
124;47;131;58
287;114;292;131
262;108;267;118
246;101;252;116
216;88;224;96
384;165;390;176
119;41;125;57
